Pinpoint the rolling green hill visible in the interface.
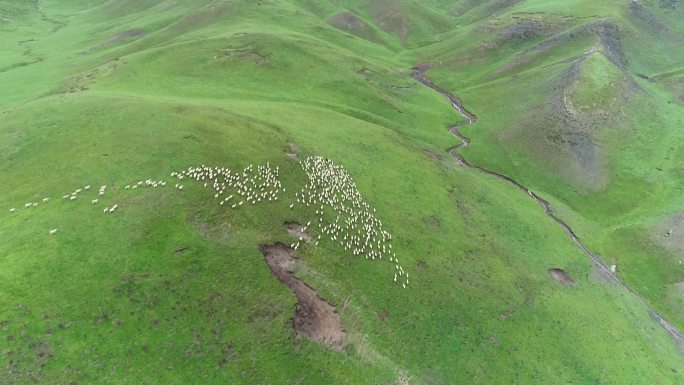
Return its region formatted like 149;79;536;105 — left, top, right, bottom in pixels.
1;1;683;384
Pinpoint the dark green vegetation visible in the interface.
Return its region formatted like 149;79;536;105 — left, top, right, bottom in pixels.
1;0;683;384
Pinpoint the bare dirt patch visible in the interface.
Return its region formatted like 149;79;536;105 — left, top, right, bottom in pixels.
260;243;346;350
397;371;410;385
548;268;574;285
654;213;684;254
284;222;311;242
286;141;298;160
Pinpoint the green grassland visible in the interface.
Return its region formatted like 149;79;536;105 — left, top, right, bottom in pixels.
421;0;684;335
1;0;683;384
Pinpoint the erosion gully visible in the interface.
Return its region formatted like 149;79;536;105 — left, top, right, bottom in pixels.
411;65;684;351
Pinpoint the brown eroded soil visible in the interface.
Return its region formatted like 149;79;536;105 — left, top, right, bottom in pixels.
548;268;575;285
260;243;346;350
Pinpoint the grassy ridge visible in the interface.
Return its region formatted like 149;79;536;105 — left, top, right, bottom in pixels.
1;1;683;384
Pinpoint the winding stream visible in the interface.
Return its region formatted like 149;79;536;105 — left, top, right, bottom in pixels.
411;65;684;350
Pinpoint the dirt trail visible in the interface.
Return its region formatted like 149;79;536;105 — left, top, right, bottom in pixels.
260;243;346;350
411;64;684;351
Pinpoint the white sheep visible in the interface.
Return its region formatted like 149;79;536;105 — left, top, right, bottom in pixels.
49;229;58;235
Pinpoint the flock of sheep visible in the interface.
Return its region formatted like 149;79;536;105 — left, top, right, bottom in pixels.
170;163;283;208
292;156;409;288
6;157;408;287
8;179;170;231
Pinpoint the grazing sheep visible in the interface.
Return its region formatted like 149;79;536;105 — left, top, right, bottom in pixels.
49;229;58;235
291;156;408;287
91;199;99;204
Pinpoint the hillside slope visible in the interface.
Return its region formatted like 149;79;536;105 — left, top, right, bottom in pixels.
1;1;683;384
